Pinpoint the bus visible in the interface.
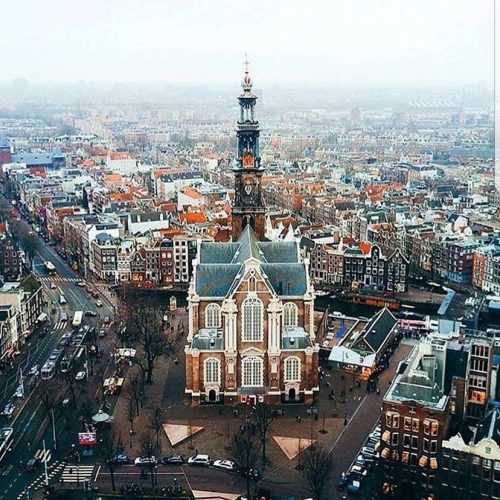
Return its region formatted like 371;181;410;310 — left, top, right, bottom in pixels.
0;427;14;462
41;361;56;380
72;311;83;328
44;261;56;275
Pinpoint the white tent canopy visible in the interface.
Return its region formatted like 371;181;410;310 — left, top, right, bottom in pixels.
328;346;376;368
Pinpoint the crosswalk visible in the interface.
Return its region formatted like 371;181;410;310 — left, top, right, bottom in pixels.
16;461;65;499
34;448;51;463
60;464;95;484
38;276;82;283
53;321;67;331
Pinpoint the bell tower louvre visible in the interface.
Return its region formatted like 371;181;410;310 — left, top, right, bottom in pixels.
231;56;266;241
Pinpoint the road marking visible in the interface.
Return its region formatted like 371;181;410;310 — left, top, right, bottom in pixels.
34;449;51;463
60;464;94;483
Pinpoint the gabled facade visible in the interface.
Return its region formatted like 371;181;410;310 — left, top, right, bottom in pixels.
185;226;319;405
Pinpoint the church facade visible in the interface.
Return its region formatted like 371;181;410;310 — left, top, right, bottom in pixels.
184;66;319;405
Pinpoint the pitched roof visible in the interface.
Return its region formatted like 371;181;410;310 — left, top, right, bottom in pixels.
353;308;397;353
195;225;307;297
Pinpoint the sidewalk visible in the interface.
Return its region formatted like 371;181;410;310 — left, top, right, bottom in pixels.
327;342;413;499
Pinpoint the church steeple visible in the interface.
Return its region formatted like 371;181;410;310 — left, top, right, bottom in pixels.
232;56;266;241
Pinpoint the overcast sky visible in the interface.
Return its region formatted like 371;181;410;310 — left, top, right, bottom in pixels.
1;0;493;87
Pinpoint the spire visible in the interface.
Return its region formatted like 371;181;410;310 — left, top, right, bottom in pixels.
242;53;253;91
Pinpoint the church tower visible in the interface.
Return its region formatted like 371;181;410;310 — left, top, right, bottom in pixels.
231;58;266;241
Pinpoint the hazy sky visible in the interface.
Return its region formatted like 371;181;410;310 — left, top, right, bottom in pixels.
2;0;493;86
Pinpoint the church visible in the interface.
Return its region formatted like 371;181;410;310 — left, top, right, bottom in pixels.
184;65;319;405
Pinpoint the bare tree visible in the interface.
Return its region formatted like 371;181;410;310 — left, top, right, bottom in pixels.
126;301;180;384
232;430;260;500
255;402;274;466
126;392;136;436
96;429;124;491
301;445;332;500
148;406;164;450
139;431;161;489
128;375;142;417
37;380;63;449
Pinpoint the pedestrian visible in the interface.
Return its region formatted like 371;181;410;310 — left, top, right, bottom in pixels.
376;387;381;395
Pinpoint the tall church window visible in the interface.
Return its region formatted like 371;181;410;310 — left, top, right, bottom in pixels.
283;302;298;327
242;356;263;386
204;358;220;384
284;357;300;382
205;303;221;328
242;297;262;341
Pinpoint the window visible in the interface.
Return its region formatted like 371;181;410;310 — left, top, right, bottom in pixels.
242;357;263;387
249;276;256;292
392;433;399;446
205;303;221;328
411;436;418;449
403;434;410;448
283;303;298;327
284;357;300;382
243;298;263;341
404;417;412;431
204;358;220;385
412;418;419;432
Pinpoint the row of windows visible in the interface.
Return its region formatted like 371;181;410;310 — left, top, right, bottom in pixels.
202;356;301;386
386;413;439;436
203;300;299;338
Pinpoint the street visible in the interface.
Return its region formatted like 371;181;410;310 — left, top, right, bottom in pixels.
0;231;116;500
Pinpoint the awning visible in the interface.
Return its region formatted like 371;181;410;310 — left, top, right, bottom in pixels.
419;455;428;467
430;458;438;470
382;430;391;442
374;442;381;452
381;448;390;459
402;451;409;463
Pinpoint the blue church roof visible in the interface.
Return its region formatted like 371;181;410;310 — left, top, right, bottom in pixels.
195;226;307;298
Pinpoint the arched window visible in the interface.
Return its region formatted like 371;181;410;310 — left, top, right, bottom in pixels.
284;357;300;382
242;356;263;387
283;302;298;327
204;358;220;385
205;303;221;328
248;276;256;292
242;297;262;341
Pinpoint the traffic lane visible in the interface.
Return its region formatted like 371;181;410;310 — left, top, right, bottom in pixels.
95;464;245;494
36;244;74;280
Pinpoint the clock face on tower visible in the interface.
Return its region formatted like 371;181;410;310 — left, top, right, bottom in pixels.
243;153;254;168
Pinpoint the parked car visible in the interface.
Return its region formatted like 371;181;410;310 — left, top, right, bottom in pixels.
213;459;236;472
28;365;39;377
109;455;130;465
95;300;103;307
75;371;86;381
134;456;157;466
91;291;99;299
350;465;368;478
161;454;184;465
2;402;15;418
187;454;211;466
25;458;40;472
